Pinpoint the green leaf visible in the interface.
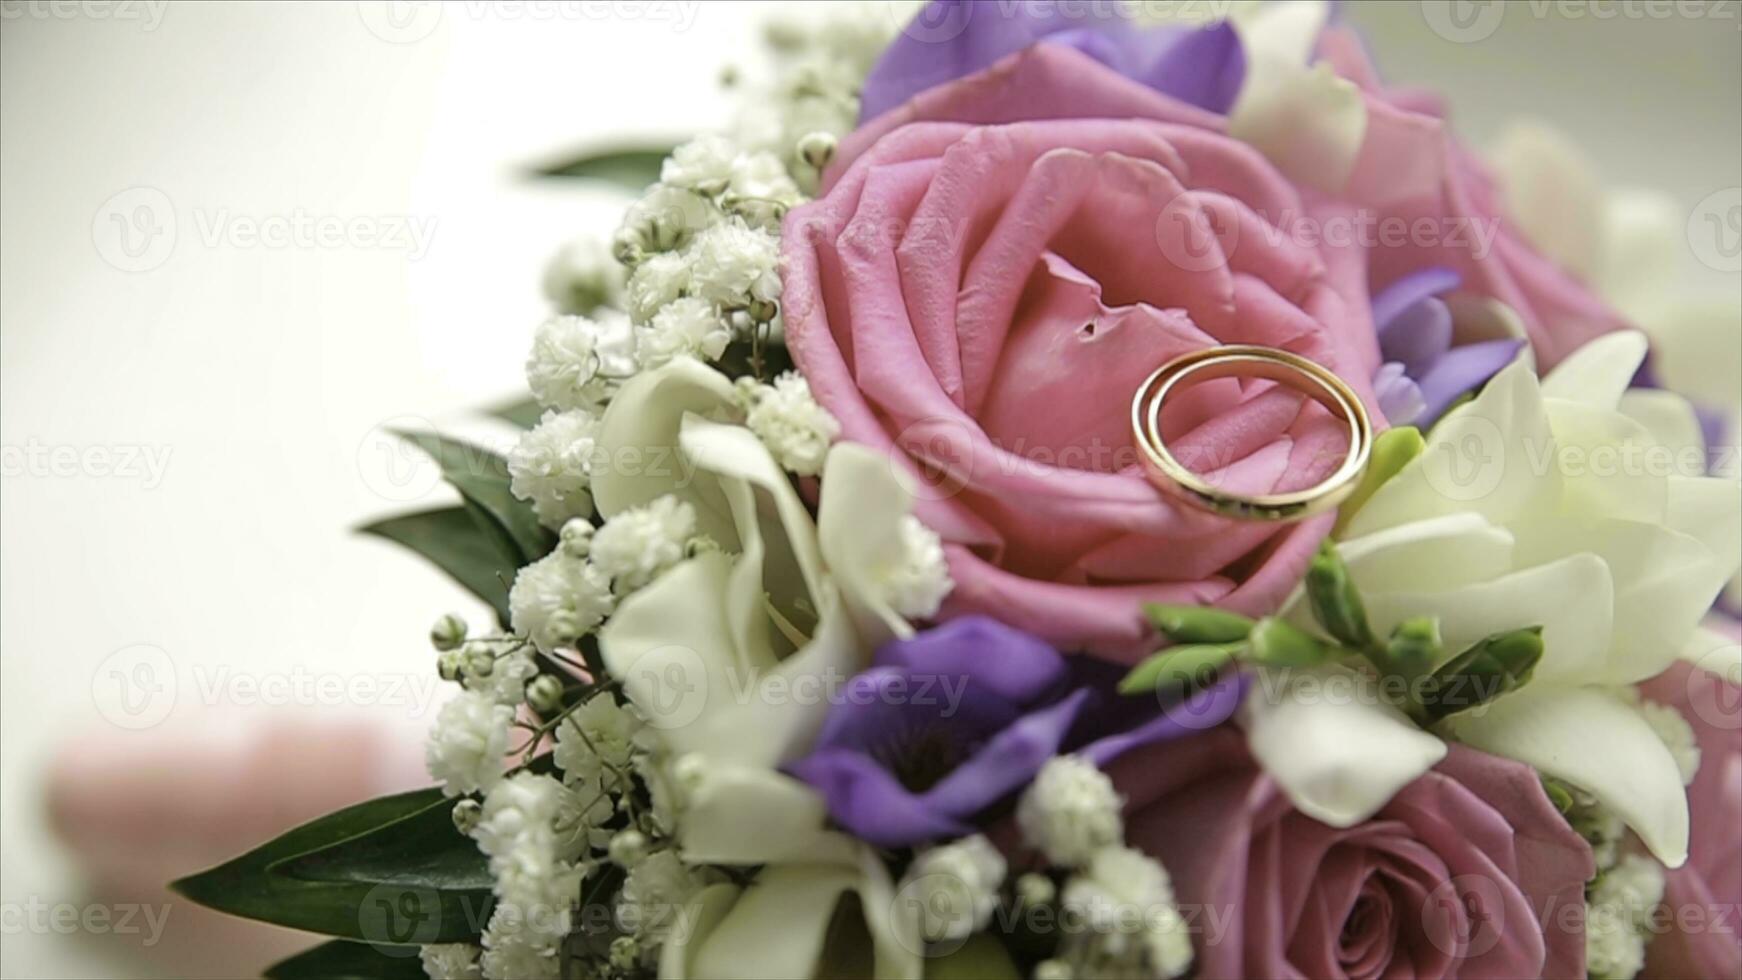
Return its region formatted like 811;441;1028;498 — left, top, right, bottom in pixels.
1247;616;1335;667
489;397;545;430
359;507;514;626
172;787;492;944
265;940;427;980
532;144;673;189
1119;642;1243;696
1333;426;1425;537
1142;604;1255;644
1415;626;1544;722
393;430;554;565
1305;541;1375;651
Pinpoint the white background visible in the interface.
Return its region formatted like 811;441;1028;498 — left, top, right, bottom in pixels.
2;2;1737;977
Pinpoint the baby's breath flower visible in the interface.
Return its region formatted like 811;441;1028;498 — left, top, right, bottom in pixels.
661;134;740;196
615;184;719;262
559;517;594;559
618;849;712;942
1018;756;1123;868
525;313;635;413
1060;847;1193;979
900;835;1006;943
463;641;538;707
1637;697;1701;785
624;250;693;324
508;408;601;529
591;496;699;593
634;296;733;371
881;516;952;619
540;235;623;316
554;693;642;786
740;372;839;476
508;551;615;654
426;691;514;798
430;613;468;652
689;220;782;310
419;943;483;980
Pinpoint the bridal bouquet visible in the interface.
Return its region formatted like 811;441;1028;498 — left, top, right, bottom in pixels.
175;3;1741;979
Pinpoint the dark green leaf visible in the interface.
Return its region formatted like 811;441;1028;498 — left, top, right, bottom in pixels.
359;507;514;626
489;397;545;430
532;145;673;189
393;430;554;565
1143;604;1255;644
265;940;427;980
1119;642;1242;696
172;787;491;944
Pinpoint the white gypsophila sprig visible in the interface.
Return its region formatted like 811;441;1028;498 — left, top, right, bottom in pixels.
688;219;781;311
1018;756;1125;868
739;373;839;476
1059;846;1193;980
900;835;1007;944
508;550;616;654
634;296;733;372
541;235;624;317
525;313;636;413
555;692;643;786
880;516;953;619
508;408;601;529
419;943;483;980
661;134;741;196
624;249;692;324
1636;697;1702;786
590;496;699;593
617;848;714;943
473;774;587;980
1585;853;1666;980
427;691;515;798
460;641;540;707
614;184;720;265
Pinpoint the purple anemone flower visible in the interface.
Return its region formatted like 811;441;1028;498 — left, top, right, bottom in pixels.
1371;267;1526;429
786;616;1246;848
860;0;1246;122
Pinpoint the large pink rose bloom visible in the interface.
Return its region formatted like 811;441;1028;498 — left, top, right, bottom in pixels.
1108;727;1594;980
1640;656;1742;979
782;44;1385;658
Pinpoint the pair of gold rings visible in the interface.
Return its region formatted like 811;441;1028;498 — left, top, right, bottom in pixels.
1131;346;1372;522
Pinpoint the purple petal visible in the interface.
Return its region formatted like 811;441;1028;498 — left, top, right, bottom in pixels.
1129;21;1245;116
1374;361;1427;428
812;665;1019;754
919;689;1092;820
874;615;1066;705
785;748;973;848
860;0;1073;122
1413;338;1526;427
1078;673;1249;767
1371;267;1460;333
1377;296;1454;375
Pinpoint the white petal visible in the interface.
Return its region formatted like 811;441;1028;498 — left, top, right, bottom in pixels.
1680;623;1742;687
1443;686;1690;867
1335;512;1517;594
1488;122;1605;281
1541;330;1649;411
1618;389;1706;461
817;444;919;644
1543;397;1666;525
1242;667;1447;827
661;883;742;980
1229;61;1364;195
593;358;740;544
677;767;846;866
1636;296;1742;408
1231;0;1330;65
1598;188;1682;319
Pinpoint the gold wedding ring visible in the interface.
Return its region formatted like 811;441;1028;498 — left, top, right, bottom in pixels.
1131;346;1371;522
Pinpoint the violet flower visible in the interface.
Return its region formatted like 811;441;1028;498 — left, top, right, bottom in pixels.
786;616;1245;848
860;0;1246;122
1371;267;1525;428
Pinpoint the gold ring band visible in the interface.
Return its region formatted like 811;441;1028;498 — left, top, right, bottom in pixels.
1131;346;1372;521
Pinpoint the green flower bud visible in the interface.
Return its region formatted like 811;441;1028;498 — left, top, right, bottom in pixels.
451;798;482;835
525;675;564;714
1333;425;1425;537
1143;604;1255;644
1541;777;1577;815
1120;642;1242;696
1380;617;1442;681
429;613;468;652
1247;617;1334;667
437;649;464;683
1305;542;1374;651
1417;626;1544;721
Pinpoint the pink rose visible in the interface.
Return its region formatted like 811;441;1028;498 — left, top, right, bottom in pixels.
1639;655;1742;979
782;44;1385;658
1107;727;1595;979
1317;27;1628;368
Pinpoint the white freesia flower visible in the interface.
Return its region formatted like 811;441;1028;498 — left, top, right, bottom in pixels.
508;550;615;654
590;359;936;978
635;296;732;371
508;408;601;529
1251;332;1741;867
540;235;623;317
525;313;635;413
427;690;514;798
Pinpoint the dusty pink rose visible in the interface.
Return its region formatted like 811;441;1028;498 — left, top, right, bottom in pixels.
1639;654;1742;979
1317;27;1628;368
1107;727;1594;980
782;43;1385;658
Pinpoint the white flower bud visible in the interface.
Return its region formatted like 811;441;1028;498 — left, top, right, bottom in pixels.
609;829;650;867
559;518;595;559
797;131;836;170
430;613;468;652
525;675;564;714
451;798;483;835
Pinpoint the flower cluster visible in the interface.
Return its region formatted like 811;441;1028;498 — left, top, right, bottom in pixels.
178;5;1742;980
